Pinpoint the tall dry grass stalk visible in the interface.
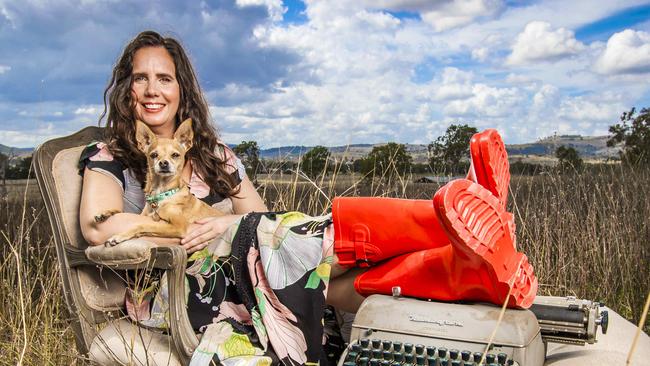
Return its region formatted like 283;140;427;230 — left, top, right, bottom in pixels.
0;165;648;363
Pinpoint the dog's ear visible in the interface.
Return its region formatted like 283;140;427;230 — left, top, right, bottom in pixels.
173;118;193;152
135;121;157;152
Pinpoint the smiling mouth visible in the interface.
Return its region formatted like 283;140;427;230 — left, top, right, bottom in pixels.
143;103;165;112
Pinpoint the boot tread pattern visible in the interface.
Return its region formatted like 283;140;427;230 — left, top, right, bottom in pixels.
482;130;510;209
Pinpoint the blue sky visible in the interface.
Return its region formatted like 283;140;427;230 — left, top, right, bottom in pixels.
0;0;649;148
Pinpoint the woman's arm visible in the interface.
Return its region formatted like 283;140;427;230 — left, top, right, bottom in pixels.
79;168;179;246
181;175;267;253
231;175;268;213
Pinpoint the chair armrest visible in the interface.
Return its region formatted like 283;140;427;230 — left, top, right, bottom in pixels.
77;240;199;362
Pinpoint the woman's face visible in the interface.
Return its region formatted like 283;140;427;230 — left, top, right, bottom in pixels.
131;46;180;137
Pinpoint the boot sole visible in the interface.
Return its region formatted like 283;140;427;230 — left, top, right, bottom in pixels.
470;129;510;209
434;179;537;308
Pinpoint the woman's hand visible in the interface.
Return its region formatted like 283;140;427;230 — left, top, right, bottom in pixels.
181;214;242;254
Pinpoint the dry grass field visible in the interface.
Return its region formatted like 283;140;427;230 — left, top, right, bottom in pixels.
1;166;649;364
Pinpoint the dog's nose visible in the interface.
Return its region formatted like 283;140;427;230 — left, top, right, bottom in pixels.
158;160;169;169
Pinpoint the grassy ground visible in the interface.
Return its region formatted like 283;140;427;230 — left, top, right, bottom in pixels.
0;166;649;364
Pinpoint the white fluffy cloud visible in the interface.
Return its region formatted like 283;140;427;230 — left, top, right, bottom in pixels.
360;0;504;32
0;65;10;74
420;0;503;32
594;29;650;74
507;21;585;65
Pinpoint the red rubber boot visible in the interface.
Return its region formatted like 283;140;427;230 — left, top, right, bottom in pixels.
354;179;537;308
467;129;510;209
332;197;450;267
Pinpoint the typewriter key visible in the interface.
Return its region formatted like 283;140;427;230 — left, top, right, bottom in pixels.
370;360;380;366
451;361;461;366
382;340;392;350
415;344;425;355
358;357;370;366
345;351;358;362
404;343;414;353
405;353;415;363
473;352;483;362
449;349;459;360
351;344;361;353
486;354;496;364
497;353;507;364
361;339;370;348
372;339;382;349
383;351;393;360
460;350;471;361
390;362;401;366
343;362;356;366
507;360;514;365
361;349;371;358
372;350;382;359
426;346;436;357
381;361;391;366
438;347;447;358
393;352;404;362
426;356;437;366
392;342;403;352
488;363;499;366
415;355;425;365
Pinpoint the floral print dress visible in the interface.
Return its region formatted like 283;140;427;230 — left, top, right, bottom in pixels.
79;142;336;366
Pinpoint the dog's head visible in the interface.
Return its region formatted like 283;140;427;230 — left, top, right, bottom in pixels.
135;118;193;177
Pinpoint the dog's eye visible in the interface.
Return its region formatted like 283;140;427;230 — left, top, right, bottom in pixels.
171;152;180;159
150;152;158;159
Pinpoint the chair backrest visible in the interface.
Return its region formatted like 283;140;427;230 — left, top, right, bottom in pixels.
33;127;127;353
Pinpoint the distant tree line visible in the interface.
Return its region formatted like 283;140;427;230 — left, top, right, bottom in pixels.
0;154;32;181
2;106;648;184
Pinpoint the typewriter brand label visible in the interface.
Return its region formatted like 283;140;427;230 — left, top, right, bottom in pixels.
408;315;463;327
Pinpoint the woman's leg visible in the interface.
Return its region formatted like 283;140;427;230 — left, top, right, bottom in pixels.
327;266;367;313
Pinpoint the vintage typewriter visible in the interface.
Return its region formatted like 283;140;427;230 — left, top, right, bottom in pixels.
337;289;608;366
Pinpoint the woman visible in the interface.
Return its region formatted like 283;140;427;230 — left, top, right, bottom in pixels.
79;31;537;365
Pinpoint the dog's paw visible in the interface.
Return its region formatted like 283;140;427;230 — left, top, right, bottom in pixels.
105;235;126;246
95;209;121;223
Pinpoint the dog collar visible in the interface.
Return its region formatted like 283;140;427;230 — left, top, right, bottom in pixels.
146;188;180;207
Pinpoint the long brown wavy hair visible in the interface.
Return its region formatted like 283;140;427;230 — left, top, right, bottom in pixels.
100;30;239;196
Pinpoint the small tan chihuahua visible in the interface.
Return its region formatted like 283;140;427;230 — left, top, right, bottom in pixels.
104;118;223;245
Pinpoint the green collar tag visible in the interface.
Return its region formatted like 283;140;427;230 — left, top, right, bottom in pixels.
146;188;180;206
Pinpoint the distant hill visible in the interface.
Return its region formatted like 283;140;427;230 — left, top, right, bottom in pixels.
507;135;619;158
2;135;621;162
